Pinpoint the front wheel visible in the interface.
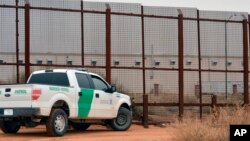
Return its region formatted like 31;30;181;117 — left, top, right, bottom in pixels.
109;107;132;131
46;109;68;137
0;121;20;134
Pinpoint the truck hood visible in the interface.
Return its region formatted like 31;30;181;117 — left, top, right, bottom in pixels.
114;92;130;100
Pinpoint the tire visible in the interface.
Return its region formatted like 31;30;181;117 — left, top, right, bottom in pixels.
46;109;68;137
71;122;90;131
0;121;20;134
109;107;132;131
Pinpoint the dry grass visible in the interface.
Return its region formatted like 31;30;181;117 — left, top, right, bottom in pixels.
171;105;250;141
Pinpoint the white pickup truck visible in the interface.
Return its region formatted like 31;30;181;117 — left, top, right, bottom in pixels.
0;69;132;136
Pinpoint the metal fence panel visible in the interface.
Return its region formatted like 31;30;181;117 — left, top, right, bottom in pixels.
0;0;249;125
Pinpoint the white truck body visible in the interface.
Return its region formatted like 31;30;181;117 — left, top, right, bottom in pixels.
0;69;132;136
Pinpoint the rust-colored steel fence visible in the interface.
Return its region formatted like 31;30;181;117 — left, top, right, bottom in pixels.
0;0;249;127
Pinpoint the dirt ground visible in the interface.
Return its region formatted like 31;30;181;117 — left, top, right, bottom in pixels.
0;124;174;141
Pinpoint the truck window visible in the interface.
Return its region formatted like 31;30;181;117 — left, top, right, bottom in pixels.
28;73;70;87
75;73;91;89
91;75;108;91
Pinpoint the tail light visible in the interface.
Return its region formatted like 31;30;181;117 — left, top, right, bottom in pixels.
32;88;42;101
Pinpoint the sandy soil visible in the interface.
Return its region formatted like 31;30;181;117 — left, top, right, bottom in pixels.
0;124;173;141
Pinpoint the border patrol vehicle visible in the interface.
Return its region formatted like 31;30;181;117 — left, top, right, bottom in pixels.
0;69;132;136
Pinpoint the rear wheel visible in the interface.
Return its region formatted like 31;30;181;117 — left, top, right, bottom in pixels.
0;121;20;134
46;109;68;137
109;107;132;131
71;122;91;131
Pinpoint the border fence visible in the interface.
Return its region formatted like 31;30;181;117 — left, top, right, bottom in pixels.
0;0;250;127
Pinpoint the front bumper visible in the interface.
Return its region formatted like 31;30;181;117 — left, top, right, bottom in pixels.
0;108;39;118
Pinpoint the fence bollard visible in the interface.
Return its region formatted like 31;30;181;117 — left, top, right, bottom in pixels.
211;94;217;108
143;95;148;128
233;84;237;95
211;94;217;115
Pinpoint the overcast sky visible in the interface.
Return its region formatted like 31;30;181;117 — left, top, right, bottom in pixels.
85;0;250;13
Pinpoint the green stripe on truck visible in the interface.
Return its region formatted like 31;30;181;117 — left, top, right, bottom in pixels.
78;88;94;117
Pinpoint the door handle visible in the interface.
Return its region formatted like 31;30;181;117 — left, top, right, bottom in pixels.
95;93;99;98
78;92;82;96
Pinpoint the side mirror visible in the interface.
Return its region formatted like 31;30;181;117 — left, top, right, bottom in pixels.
110;85;116;93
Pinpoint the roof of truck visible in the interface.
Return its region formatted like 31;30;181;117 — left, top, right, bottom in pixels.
32;68;100;77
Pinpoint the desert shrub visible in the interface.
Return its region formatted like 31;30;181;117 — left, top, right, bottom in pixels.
171;105;250;141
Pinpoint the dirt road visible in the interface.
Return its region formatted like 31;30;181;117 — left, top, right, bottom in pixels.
0;124;173;141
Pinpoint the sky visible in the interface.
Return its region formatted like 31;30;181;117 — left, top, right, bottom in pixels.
85;0;250;13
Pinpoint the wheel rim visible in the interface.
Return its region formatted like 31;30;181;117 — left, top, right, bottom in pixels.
54;114;66;132
116;113;127;126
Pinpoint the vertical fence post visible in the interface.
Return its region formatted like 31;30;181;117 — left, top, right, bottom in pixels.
178;10;184;119
143;95;148;128
16;0;19;83
24;1;30;82
141;6;148;128
105;5;111;84
80;1;84;67
243;18;249;105
211;95;217;113
197;10;202;119
211;95;217;108
248;15;250;103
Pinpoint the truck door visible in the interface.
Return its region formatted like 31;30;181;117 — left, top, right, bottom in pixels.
75;73;95;118
90;75;114;118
